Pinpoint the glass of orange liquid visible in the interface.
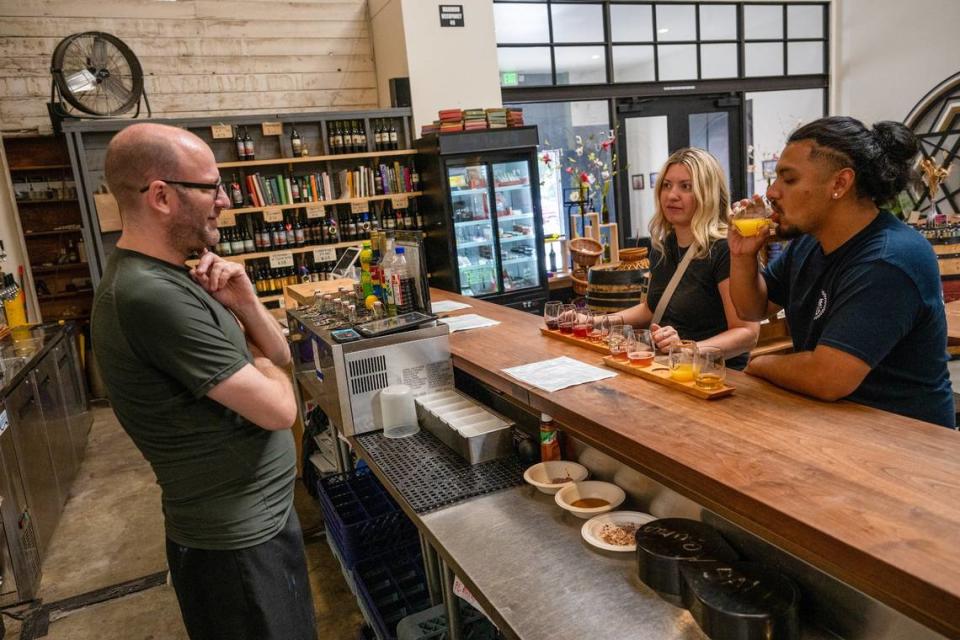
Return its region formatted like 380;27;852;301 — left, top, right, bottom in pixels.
627;329;655;367
668;340;699;382
731;196;773;237
608;325;634;360
695;346;726;390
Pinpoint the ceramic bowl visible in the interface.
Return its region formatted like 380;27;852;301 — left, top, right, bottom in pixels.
523;461;589;495
555;481;626;519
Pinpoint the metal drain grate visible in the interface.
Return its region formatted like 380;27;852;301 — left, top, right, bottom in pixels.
356;430;524;513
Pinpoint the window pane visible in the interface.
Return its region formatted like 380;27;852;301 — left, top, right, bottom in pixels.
745;42;783;76
788;4;824;39
503;101;613;247
788;41;824;74
744;5;783;40
656;4;696;42
745;88;825;196
494;4;549;43
613;46;655;83
699;5;737;41
657;44;697;81
611;4;653;42
551;3;604;43
689;112;732;193
498;47;552;86
555;46;607;84
700;43;738;79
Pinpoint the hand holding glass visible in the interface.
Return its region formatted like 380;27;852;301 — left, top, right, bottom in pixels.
731;195;773;237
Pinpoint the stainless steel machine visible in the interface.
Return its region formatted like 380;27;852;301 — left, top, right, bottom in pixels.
289;309;453;470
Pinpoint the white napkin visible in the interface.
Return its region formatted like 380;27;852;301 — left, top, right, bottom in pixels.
438;314;500;333
431;300;472;313
502;356;616;392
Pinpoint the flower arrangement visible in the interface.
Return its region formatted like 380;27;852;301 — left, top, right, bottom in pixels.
543;130;619;223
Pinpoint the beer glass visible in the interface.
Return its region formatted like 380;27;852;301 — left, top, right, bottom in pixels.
695;346;725;390
731;195;774;237
544;301;562;330
668;340;699;382
608;325;634;360
627;329;656;367
574;309;593;339
558;304;577;334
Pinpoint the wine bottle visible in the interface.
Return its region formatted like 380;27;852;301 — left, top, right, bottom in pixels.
357;120;367;151
235;127;246;161
329;121;339;155
290;126;303;157
389;121;399;150
243;127;255;161
230;173;244;207
290;173;300;203
230;227;245;255
332;121;344;154
242;223;255;253
374;120;384;151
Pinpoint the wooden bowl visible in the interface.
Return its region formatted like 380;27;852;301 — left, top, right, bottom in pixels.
570;272;590;295
569;237;603;268
619;247;649;263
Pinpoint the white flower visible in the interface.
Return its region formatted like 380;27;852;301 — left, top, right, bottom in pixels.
601;170;610;180
575;146;584;157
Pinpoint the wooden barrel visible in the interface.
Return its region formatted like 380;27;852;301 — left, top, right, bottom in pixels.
585;263;649;313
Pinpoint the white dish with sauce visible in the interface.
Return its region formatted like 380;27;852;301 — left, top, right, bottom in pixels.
523;461;589;495
555;481;625;518
581;511;657;552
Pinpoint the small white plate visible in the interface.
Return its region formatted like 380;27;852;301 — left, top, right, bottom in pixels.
581;511;656;552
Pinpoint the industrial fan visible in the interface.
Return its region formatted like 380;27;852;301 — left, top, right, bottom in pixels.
48;31;151;131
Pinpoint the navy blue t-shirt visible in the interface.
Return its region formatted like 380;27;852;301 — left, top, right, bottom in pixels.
763;211;955;429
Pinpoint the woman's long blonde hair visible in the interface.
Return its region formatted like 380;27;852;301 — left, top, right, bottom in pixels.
648;147;730;260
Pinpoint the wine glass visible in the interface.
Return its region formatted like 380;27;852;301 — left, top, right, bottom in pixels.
588;314;604;343
608;325;634;360
544;301;562;330
574;309;593;339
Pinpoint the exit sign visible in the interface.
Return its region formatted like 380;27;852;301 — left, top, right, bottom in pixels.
501;71;519;86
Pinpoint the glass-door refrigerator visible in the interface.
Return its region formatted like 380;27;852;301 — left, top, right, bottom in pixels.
415;127;548;313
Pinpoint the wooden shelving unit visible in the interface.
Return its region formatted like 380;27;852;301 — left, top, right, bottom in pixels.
223;192;422;217
217;148;415;169
3;135;93;325
185;239;362;267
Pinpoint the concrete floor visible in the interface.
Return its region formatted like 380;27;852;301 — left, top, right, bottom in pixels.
3;406;364;640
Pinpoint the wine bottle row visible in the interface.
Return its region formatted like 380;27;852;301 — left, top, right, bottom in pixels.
231;120;403;162
247;253;342;297
214;200;426;257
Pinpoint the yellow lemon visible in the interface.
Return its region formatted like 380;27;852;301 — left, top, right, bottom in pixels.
365;295;379;310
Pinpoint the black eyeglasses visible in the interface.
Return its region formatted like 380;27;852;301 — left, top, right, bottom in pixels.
139;178;224;194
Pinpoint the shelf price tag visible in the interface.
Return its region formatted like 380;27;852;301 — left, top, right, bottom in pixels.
211;124;233;139
313;247;337;263
305;205;325;219
350;200;369;214
261;122;283;136
269;252;294;269
391;195;409;209
263;207;284;223
217;210;236;227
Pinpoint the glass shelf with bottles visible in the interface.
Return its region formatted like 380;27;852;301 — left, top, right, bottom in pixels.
221;117;409;167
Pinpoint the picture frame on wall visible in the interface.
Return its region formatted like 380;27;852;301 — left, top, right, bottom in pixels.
631;174;644;190
649;172;659;188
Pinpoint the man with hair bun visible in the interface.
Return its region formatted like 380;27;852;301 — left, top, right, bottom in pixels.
729;116;955;429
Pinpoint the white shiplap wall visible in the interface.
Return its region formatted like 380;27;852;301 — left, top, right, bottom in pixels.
0;0;377;133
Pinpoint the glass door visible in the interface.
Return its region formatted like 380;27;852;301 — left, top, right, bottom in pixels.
616;95;744;242
448;163;499;297
492;159;541;293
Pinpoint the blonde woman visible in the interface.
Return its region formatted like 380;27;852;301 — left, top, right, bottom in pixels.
616;147;759;369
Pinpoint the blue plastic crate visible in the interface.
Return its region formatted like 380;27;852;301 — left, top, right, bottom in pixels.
316;467;418;568
354;545;432;640
397;602;499;640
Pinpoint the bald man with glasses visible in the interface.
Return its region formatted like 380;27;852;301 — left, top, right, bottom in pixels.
91;123;316;639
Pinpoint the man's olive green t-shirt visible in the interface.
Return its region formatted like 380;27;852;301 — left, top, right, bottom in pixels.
91;249;295;550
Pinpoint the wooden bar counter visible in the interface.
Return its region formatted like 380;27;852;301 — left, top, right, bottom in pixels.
430;288;960;638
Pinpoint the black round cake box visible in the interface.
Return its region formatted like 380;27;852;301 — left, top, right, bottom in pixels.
635;518;738;601
680;561;800;640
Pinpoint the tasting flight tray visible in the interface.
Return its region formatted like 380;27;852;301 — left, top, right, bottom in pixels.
539;327;609;354
602;356;735;400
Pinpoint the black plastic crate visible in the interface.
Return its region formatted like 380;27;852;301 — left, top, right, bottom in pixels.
354;546;432;640
397;602;500;640
316;467;418;568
